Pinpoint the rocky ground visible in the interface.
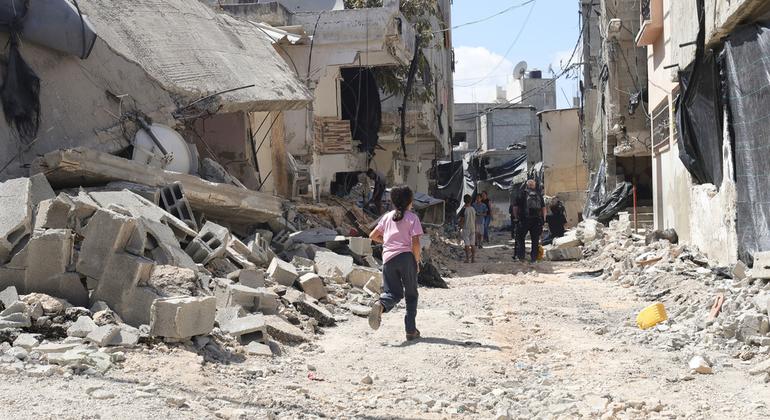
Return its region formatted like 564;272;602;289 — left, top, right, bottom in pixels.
2;231;769;419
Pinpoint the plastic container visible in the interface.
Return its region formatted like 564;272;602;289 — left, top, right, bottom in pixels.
636;302;668;330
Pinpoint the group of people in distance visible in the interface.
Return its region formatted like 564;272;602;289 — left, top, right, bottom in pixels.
458;178;567;263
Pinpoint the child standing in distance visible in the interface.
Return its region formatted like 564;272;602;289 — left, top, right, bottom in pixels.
458;194;476;263
473;194;488;249
367;185;424;341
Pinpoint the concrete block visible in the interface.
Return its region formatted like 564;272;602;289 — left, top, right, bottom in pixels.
185;221;230;265
348;266;382;289
226;284;262;310
225;246;257;271
289;228;341;244
0;174;55;263
752;251;770;279
141;219;197;271
546;247;583;261
737;313;770;341
294;298;335;327
86;325;121;346
215;305;245;325
733;260;749;281
90;253;156;326
146;265;197;297
0;267;24;291
298;273;327;300
77;209;140;279
314;251;354;279
33;195;74;230
88;190;195;239
220;314;266;337
230;237;270;267
12;333;40;350
158;182;198;231
0;286;19;308
233;268;265;289
0;300;27;316
149;296;216;339
244;341;273;357
264;315;308;344
255;289;280;314
266;257;298;287
552;233;581;249
0;312;31;328
364;255;380;269
364;276;382;295
23;229;88;306
348;237;373;256
290;256;315;276
67;316;98;338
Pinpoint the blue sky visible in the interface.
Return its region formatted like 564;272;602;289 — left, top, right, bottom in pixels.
451;0;581;108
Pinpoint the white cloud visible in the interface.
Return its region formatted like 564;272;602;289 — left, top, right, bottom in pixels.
453;46;514;103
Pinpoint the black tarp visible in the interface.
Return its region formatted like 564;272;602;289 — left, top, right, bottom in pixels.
675;0;724;187
340;68;381;155
435;160;463;204
583;160;633;223
456;152;528;214
723;23;770;264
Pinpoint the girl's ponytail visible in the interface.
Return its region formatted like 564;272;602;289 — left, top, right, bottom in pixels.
390;185;413;222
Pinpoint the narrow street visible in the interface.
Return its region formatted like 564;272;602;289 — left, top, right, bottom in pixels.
2;233;768;419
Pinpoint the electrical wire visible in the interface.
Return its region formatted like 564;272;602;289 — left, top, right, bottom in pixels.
456;0;537;88
432;0;537;34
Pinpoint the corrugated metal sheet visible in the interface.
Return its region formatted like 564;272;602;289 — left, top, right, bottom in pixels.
77;0;311;113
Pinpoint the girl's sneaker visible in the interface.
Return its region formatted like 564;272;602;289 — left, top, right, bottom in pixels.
406;329;421;341
368;301;383;330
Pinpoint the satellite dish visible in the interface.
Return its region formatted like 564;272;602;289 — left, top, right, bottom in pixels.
132;124;199;174
513;61;528;79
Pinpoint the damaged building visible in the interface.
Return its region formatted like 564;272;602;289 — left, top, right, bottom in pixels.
214;0;454;198
637;0;770;266
580;0;652;230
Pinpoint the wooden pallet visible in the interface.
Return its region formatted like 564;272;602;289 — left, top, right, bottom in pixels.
314;117;353;154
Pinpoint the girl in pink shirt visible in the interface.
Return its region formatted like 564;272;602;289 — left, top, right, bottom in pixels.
367;185;424;341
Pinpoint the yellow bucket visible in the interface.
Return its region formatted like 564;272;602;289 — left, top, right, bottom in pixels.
636;302;668;330
537;245;544;261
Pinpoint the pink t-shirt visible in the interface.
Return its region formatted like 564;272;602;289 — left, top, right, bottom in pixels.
375;210;424;263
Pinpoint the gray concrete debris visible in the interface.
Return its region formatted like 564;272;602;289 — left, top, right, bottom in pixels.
264;315;309;344
290;256;316;276
689;356;713;374
733;260;749;281
231;268;265;289
22;293;71;315
185;221;231;265
299;273;327;300
33;194;75;230
546;247;583;261
244;341;273;357
552;233;581;249
220;314;267;338
158;182;198;231
289;228;342;244
149;296;216;339
348;266;382;289
22;229;87;306
266;257;298;287
348;237;373;256
0;174;55;263
86;325;121;346
88;190;195;240
0;286;19;308
0;312;31;328
0;300;27;316
215;305;246;325
294;297;335;327
737;313;770;341
12;333;40;350
230;237;271;267
314;251;354;279
67;316;98;338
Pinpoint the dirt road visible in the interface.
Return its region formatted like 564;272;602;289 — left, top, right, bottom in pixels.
1;235;769;419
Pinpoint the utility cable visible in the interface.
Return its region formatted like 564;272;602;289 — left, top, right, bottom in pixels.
432;0;537;34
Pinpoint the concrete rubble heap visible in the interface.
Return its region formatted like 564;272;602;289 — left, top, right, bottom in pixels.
0;170;388;373
570;213;770;378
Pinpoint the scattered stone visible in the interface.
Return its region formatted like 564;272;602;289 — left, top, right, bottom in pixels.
348;266;382;289
244;341;273;357
12;333;40;350
0;286;19;308
266;257;299;287
67;316;98;338
361;375;373;385
689;356;713;374
298;273;327;300
314;251;354;279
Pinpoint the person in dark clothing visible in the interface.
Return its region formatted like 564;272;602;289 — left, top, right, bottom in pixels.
364;168;386;215
481;191;492;243
513;179;546;262
545;197;567;241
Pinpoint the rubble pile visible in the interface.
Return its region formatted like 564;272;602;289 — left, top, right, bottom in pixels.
0;169;400;373
571;213;770;378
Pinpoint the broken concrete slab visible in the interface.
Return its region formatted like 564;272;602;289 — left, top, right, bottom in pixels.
34;148;286;225
230;237;271;267
158;182;198;231
77;209;141;280
733;260;749;281
264;315;308;344
90;253;157;327
215;305;245;325
0;300;27;316
244;341;273;357
231;268;265;289
33;194;75;230
149;296;216;339
737;313;770;341
220;314;267;337
86;325;121;346
12;333;40;350
552;233;581;249
299;273;327;300
290;256;315;276
22;229;89;307
364;276;382;295
289;228;343;244
348;237;373;256
67;316;98;338
266;257;298;286
185;221;230;265
314;251;354;279
348;266;382;289
294;298;335;327
0;286;19;308
0;312;31;328
0;174;55;263
546;247;583;261
146;265;197;298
